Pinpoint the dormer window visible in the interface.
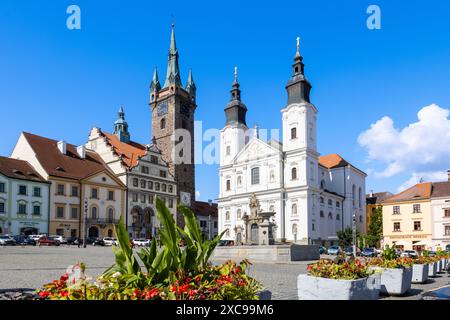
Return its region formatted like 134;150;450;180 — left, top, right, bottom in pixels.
13;169;24;175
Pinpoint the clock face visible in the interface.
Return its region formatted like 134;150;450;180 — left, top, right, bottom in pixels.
180;104;190;117
180;192;191;206
157;101;168;116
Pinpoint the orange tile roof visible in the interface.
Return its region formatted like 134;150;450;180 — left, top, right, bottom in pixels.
383;182;432;203
319;154;349;169
194;201;218;218
100;131;147;168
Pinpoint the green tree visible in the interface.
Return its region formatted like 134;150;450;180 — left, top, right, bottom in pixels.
366;206;383;248
337;227;360;248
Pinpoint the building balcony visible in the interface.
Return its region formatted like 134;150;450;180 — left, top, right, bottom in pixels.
86;218;119;225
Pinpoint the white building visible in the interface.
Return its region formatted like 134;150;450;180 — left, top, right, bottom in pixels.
0;156;50;236
218;40;366;245
430;175;450;250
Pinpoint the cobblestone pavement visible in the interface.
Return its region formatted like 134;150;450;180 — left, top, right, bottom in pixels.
0;246;448;299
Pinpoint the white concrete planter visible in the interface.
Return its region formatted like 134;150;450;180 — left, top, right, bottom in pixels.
412;264;428;284
440;258;447;271
428;262;437;277
369;267;412;296
297;274;380;300
436;260;442;273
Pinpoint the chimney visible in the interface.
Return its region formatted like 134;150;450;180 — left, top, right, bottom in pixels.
77;145;86;159
57;141;67;154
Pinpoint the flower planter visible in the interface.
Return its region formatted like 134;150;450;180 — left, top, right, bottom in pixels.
436;260;442;273
428;262;437;277
369;267;412;296
440;258;447;271
297;274;380;300
412;264;428;284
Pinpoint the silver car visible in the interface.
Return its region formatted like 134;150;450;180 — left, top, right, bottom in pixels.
328;246;342;255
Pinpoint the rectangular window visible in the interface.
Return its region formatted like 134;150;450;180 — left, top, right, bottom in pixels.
0;182;5;193
18;203;27;214
414;221;422;231
251;167;260;185
320;211;324;218
162;184;167;192
328;199;332;206
71;207;78;219
132;193;138;202
33;205;41;215
133;178;138;187
0;202;4;213
33;187;41;197
148;181;153;189
56;206;64;218
168;185;173;193
393;206;400;215
91;188;98;199
141;194;146;203
71;229;77;237
413;204;421;213
445;226;450;236
141;166;149;174
160;170;167;178
150;155;158;164
312;223;315;231
200;221;207;228
445;209;450;217
226;146;230;156
108;190;114;201
155;183;160;191
71;186;79;197
19;185;27;195
149;195;154;204
140;180;146;188
393;222;401;232
56;184;64;196
169;199;173;208
214;221;218;228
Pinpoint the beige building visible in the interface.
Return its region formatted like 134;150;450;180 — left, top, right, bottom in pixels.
382;183;433;251
430;174;450;251
11;132;126;239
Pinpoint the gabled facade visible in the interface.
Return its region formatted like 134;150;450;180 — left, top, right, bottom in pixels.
218;39;367;245
11;132;126;239
0;156;50;236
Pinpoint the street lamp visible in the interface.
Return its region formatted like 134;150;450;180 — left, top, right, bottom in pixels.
83;199;88;248
352;211;357;257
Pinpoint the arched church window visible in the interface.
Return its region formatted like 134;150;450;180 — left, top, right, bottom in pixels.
251;167;260;185
291;167;297;180
291;127;297;139
336;214;340;221
108;208;114;223
91;206;98;220
292;203;297;215
226;180;231;191
225;211;230;221
237;209;241;219
160;118;166;129
328;212;333;219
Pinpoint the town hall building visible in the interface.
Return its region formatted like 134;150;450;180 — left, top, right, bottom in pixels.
218;39;367;245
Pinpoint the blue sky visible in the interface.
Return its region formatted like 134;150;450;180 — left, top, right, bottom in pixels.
1;0;450;201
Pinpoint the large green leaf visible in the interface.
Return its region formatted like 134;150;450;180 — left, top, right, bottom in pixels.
155;197;180;261
178;204;202;244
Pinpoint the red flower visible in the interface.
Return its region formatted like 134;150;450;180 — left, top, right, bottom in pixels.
60;290;69;297
39;291;49;298
185;277;191;283
144;288;159;300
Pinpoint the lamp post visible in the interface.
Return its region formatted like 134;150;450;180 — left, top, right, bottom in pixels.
83;199;88;248
208;199;212;240
352;210;357;257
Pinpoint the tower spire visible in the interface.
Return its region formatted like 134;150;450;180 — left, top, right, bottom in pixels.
185;68;196;97
151;67;161;92
224;66;247;126
164;23;182;88
114;105;130;143
286;36;312;104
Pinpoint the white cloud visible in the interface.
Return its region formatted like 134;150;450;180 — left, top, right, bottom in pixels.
397;171;448;193
195;190;201;200
358;104;450;179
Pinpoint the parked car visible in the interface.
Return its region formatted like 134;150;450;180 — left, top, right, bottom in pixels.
92;238;105;246
29;234;44;241
49;235;67;244
327;246;342;255
401;250;418;258
319;246;327;254
102;237;117;246
218;240;234;247
67;237;83;245
13;235;36;246
361;247;377;258
344;246;361;256
38;236;60;246
0;235;16;246
133;239;150;247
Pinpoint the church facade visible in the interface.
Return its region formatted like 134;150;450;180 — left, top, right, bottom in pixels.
218;39;367;245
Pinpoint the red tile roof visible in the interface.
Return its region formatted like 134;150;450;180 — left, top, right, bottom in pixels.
194;201;218;218
319;154;349;169
23;132;107;180
99;131;147;168
0;156;47;183
431;181;450;198
383;182;432;203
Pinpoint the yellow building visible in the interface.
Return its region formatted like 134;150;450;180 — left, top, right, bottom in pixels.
11;132;126;239
382;182;433;251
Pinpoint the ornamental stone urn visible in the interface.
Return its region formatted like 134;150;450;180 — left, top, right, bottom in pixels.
428;262;437;277
297;273;380;300
412;264;429;284
369;266;412;296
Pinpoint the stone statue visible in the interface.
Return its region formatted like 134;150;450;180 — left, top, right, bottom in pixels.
249;193;260;218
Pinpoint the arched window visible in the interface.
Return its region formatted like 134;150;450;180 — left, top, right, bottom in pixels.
328;212;333;219
226;180;231;191
91;206;98;220
237;209;241;219
292;203;297;215
160;118;166;129
108;208;114;223
251;167;260;185
225;211;230;221
292;223;298;235
358;187;362;208
320;180;325;189
320;197;324;204
291;167;297;180
320;210;324;217
352;185;356;207
291;127;297;139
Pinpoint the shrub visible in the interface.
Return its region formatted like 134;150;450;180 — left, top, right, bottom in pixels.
306;259;372;280
367;257;413;268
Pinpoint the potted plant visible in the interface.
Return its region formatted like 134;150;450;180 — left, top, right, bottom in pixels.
436;250;448;272
423;251;438;277
297;257;380;300
410;256;429;284
367;246;413;296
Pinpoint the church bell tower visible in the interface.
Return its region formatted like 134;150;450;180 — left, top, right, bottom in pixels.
149;23;197;224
